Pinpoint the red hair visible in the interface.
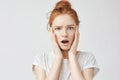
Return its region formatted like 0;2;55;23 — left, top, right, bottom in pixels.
48;0;80;27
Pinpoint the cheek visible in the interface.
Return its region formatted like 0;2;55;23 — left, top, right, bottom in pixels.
68;31;75;40
54;31;60;42
54;30;59;35
54;29;62;37
68;29;75;35
54;30;60;38
68;34;75;44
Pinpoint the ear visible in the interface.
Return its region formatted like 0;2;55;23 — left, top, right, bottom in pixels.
47;23;51;31
48;28;52;35
48;27;51;31
77;25;80;32
49;27;54;34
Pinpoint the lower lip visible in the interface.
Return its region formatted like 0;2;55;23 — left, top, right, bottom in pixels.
61;42;69;46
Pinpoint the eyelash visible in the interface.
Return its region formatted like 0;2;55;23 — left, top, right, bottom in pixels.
55;27;61;30
68;26;74;30
54;26;75;31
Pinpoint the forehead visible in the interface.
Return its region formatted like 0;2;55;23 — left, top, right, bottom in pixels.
52;14;76;26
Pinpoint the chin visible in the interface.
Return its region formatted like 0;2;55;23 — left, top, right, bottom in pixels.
58;42;72;51
60;46;70;51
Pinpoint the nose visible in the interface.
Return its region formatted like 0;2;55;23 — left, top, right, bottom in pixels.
61;29;68;37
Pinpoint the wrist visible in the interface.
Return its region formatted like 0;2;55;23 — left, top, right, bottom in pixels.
69;51;77;56
69;52;79;63
54;54;63;61
68;53;76;60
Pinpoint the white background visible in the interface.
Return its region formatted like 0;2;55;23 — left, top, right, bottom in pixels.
0;0;119;80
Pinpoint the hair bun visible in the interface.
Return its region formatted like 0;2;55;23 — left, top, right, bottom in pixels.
54;0;71;10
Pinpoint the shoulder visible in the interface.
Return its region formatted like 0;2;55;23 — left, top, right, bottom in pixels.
34;51;53;60
77;50;98;67
77;51;95;61
33;51;53;69
77;50;100;77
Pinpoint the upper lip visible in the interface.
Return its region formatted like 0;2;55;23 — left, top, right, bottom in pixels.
61;39;69;43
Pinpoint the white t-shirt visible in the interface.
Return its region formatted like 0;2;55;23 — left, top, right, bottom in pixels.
33;51;99;80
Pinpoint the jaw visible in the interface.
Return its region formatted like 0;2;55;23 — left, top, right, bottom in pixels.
58;41;72;51
60;46;70;51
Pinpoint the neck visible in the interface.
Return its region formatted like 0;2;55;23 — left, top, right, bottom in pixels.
62;50;68;59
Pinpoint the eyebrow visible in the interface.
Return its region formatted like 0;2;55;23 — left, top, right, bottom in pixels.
53;25;62;28
66;24;76;27
53;24;76;28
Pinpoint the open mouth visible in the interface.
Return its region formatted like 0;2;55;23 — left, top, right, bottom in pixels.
61;40;69;44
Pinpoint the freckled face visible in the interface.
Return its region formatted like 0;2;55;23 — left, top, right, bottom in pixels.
51;14;77;51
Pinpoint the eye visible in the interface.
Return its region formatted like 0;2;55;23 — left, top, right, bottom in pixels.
68;26;75;30
55;27;61;30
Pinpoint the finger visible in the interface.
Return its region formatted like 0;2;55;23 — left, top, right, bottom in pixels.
50;28;53;39
52;28;57;44
50;28;59;47
76;27;80;42
50;29;54;45
69;27;80;54
50;28;55;45
51;28;62;55
74;27;79;44
50;28;55;41
72;27;79;49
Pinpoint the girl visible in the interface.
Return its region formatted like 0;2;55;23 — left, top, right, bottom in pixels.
32;0;99;80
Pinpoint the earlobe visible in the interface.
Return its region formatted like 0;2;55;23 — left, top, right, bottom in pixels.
49;27;55;35
47;23;51;31
49;27;53;32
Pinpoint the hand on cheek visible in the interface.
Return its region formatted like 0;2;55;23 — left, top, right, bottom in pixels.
68;27;79;57
50;28;63;59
